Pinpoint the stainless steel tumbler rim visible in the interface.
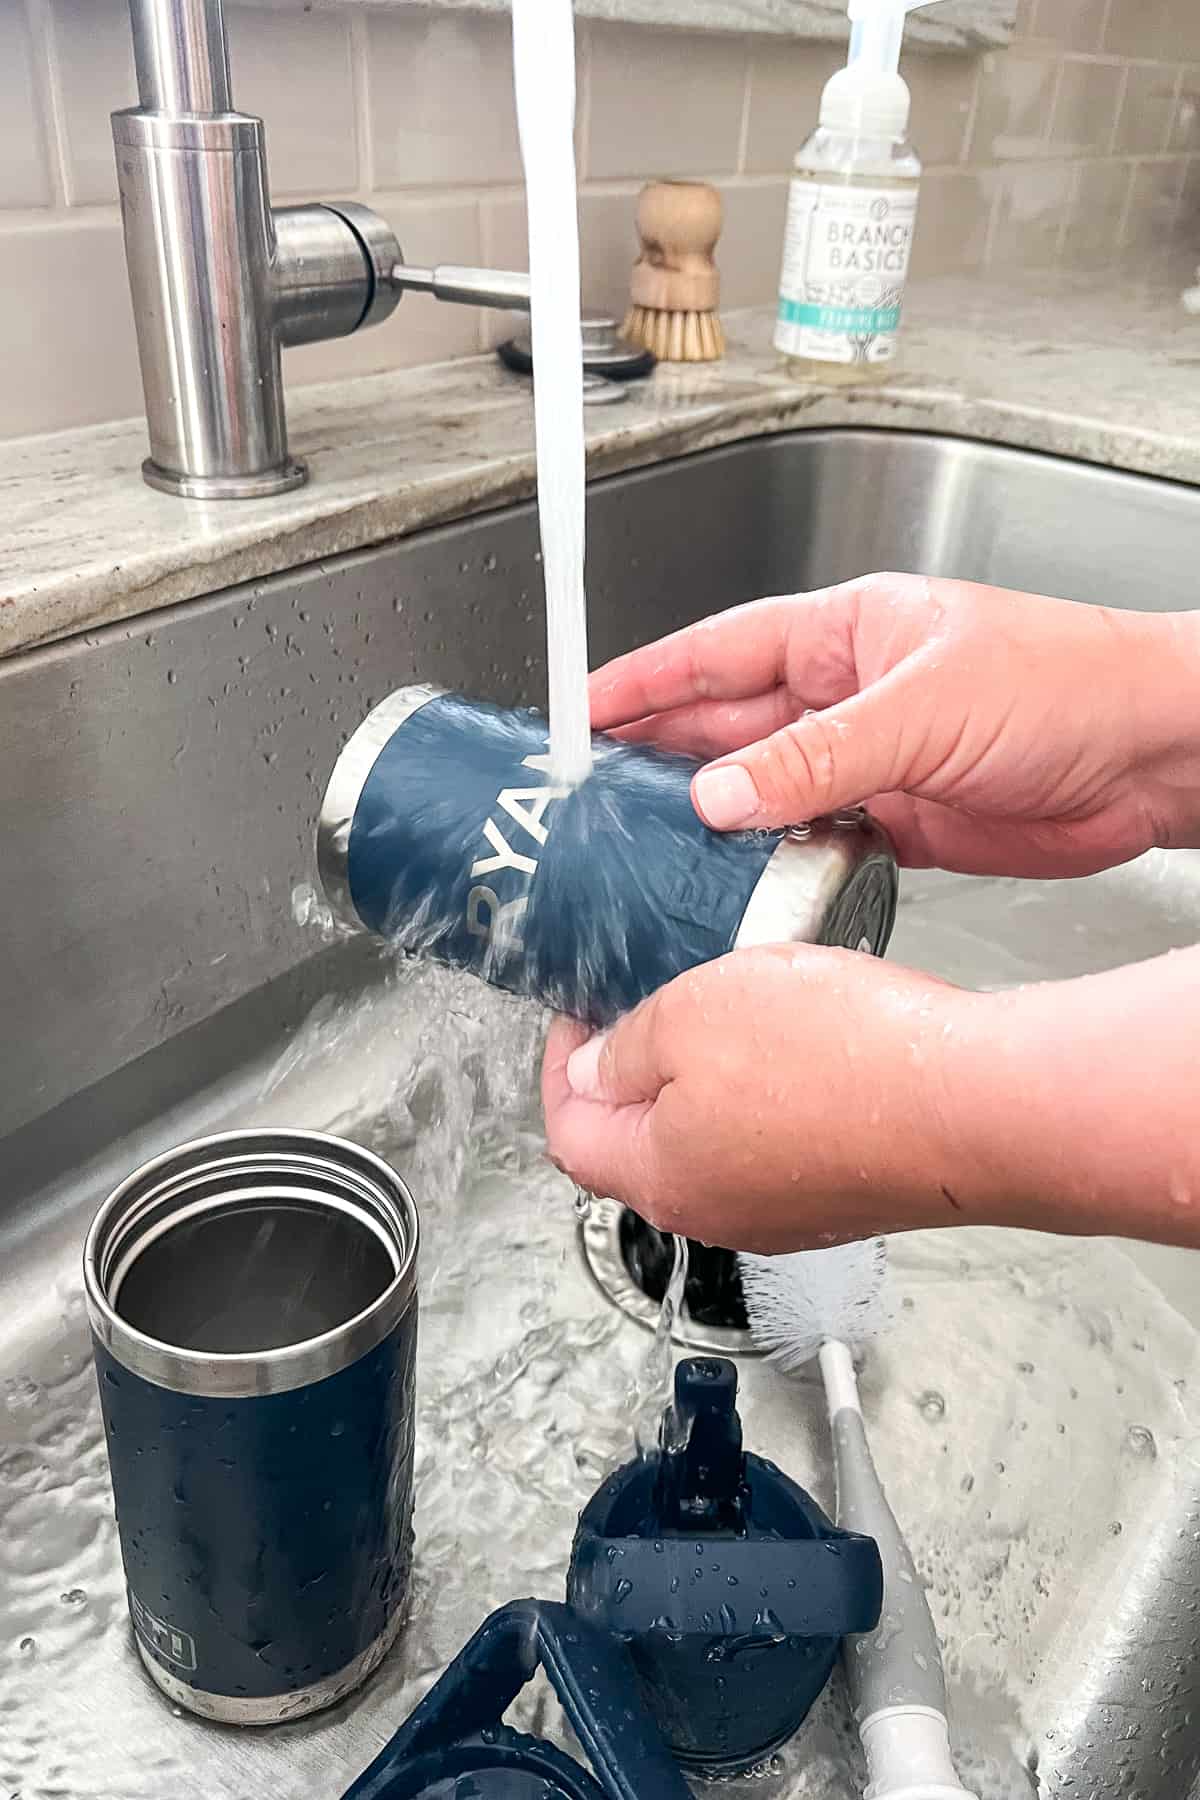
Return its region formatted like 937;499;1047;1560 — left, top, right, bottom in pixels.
317;683;445;931
85;1129;419;1398
734;813;898;957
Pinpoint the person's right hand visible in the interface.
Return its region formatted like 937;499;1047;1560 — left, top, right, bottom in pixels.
591;573;1200;878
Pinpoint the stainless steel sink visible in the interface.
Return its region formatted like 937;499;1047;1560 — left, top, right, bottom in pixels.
2;430;1199;1800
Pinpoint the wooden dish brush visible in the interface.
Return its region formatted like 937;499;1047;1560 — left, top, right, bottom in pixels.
623;180;725;363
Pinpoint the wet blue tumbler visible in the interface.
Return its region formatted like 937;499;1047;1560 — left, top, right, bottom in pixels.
317;687;898;1026
85;1130;419;1724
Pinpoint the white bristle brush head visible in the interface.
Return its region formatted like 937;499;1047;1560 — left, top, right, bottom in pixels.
738;1239;895;1369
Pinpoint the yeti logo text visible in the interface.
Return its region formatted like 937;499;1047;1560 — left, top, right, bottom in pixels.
467;752;568;949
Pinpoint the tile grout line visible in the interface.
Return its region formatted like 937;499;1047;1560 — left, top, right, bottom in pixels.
24;0;70;211
1039;50;1065;153
1104;61;1130;158
1160;62;1185;158
1162;152;1188;242
350;5;376;203
0;142;1189;223
1114;152;1138;248
735;35;754;176
956;54;985;167
1053;158;1081;263
979;153;1006;268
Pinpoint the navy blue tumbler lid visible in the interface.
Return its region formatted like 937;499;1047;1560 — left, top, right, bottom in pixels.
566;1360;883;1772
571;1359;882;1636
340;1600;691;1800
347;1728;606;1799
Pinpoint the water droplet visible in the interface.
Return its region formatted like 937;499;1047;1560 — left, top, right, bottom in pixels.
917;1390;945;1422
60;1588;87;1606
1126;1424;1157;1459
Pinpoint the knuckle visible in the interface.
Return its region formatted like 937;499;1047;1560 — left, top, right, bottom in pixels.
685;624;713;699
758;715;839;815
647;972;699;1052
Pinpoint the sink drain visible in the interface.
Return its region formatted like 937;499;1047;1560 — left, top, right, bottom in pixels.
578;1198;759;1355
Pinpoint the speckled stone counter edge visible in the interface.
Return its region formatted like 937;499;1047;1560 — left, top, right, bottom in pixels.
2;274;1196;662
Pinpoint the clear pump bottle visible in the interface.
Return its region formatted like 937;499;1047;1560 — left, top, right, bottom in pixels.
774;0;946;384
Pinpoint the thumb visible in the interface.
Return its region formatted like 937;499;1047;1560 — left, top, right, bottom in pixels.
544;991;677;1207
691;668;922;829
566;989;674;1107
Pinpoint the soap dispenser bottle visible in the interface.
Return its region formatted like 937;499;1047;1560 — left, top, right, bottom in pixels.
774;0;948;383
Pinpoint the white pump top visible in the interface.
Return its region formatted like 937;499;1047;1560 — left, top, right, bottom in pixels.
819;0;950;139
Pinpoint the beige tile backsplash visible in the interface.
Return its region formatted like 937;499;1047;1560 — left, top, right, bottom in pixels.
1050;57;1125;154
366;11;524;189
2;0;1198;441
585;24;747;180
0;4;53;209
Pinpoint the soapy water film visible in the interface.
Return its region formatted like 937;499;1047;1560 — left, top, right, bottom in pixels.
6;914;1200;1799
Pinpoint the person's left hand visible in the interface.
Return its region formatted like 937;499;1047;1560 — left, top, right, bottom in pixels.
542;946;972;1252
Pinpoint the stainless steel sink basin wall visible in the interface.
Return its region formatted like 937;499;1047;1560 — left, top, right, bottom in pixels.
4;430;1199;1150
3;430;1199;1800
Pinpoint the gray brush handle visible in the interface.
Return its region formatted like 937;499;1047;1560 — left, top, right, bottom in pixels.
831;1405;948;1718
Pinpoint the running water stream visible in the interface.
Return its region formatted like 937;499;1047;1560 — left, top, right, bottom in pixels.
509;0;687;1431
510;0;593;787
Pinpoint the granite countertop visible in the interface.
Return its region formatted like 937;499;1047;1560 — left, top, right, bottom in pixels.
2;261;1196;661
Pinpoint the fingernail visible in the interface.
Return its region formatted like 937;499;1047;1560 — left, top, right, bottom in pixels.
567;1032;608;1099
693;763;759;829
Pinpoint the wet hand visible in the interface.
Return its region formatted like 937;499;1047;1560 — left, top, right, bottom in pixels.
541;946;970;1252
590;574;1200;878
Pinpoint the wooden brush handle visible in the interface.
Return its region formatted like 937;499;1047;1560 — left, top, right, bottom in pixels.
629;180;722;313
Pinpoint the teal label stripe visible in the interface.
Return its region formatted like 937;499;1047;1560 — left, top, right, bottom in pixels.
777;299;901;334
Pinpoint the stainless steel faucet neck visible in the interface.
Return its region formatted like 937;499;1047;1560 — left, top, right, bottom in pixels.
113;0;548;499
115;0;405;498
130;0;232;115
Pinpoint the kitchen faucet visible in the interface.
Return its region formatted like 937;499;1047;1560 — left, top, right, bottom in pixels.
114;0;537;499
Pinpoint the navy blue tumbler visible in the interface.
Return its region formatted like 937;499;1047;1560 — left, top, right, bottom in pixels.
84;1130;419;1723
317;687;898;1025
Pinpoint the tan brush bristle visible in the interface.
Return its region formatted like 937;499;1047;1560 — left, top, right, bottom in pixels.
626;181;724;363
621;304;725;365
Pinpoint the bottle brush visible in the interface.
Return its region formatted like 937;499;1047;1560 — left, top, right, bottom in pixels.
739;1240;978;1800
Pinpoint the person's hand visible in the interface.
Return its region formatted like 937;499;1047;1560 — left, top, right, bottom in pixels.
543;939;1200;1253
542;945;971;1252
590;574;1200;878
